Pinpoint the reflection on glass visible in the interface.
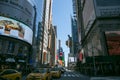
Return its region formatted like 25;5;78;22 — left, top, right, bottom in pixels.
7;41;15;53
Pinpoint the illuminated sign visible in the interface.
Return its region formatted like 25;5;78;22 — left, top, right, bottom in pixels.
105;31;120;55
5;58;15;62
59;52;63;56
18;60;25;62
0;16;33;44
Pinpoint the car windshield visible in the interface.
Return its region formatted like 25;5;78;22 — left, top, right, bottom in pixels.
32;68;45;73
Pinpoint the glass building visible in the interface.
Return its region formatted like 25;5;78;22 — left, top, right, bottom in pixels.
0;0;35;69
27;0;44;67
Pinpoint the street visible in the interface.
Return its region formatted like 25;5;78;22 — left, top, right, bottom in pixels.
53;70;90;80
22;70;120;80
22;70;90;80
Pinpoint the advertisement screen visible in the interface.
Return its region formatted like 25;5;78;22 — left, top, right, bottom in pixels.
105;31;120;55
0;16;33;44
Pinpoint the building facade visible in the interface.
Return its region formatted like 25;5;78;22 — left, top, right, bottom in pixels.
57;40;65;67
0;0;35;69
41;0;53;65
28;0;54;67
76;0;120;76
28;0;44;67
71;17;79;59
48;25;57;66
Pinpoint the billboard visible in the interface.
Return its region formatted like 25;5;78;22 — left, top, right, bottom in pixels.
0;16;33;44
105;31;120;55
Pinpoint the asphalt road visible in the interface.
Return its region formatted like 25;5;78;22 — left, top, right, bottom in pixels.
22;70;120;80
53;70;120;80
53;70;90;80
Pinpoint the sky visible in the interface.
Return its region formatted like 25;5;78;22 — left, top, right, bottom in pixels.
52;0;73;66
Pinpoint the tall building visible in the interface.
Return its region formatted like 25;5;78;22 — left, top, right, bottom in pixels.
42;0;53;65
28;0;53;67
0;0;35;69
48;25;57;66
28;0;44;67
76;0;120;76
70;0;80;62
57;40;65;67
71;17;79;58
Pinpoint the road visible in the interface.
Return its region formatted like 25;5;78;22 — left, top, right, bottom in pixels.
53;70;90;80
55;71;120;80
22;70;120;80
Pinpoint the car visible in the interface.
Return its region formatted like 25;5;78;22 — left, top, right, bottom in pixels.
0;76;10;80
45;68;52;80
0;69;22;80
59;67;66;74
26;68;52;80
51;68;61;78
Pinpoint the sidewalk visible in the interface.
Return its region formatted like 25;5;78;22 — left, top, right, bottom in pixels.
90;76;120;80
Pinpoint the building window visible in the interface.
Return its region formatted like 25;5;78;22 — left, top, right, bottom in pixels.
0;39;3;54
7;41;15;53
23;46;29;56
17;44;24;56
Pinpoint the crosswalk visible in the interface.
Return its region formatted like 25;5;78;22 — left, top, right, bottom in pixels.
53;72;90;80
62;74;81;77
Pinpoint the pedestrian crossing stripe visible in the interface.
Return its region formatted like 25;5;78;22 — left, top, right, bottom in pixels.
62;74;80;77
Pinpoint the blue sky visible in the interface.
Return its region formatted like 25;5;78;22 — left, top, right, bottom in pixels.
52;0;73;66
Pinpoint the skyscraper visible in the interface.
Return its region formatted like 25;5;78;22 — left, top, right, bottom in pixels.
42;0;53;65
28;0;44;67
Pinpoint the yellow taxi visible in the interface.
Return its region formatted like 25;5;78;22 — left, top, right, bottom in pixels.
51;68;61;78
0;69;22;80
26;68;52;80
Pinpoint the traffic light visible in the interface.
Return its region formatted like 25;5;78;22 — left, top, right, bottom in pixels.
59;52;63;56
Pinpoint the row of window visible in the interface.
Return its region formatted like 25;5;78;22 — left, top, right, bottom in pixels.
0;38;30;56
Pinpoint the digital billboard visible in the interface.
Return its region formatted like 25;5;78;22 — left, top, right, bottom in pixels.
105;31;120;55
0;16;33;44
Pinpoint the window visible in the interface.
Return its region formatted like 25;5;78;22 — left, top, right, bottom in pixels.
7;41;15;53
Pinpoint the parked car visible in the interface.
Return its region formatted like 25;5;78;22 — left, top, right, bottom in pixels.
51;68;61;78
26;68;52;80
0;69;22;80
